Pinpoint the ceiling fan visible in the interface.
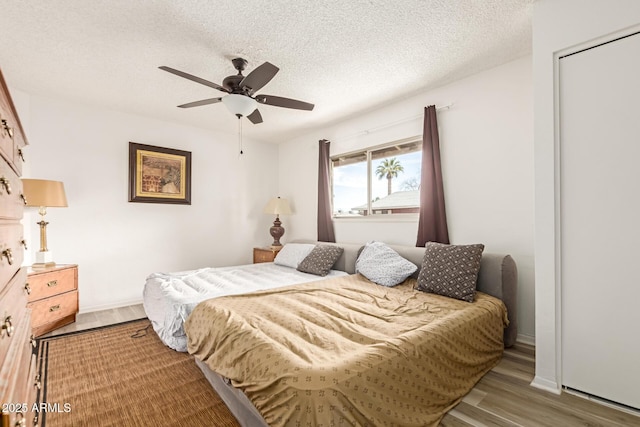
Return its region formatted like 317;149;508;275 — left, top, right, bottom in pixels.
159;58;314;124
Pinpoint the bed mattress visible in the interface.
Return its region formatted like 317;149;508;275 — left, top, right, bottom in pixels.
143;262;347;351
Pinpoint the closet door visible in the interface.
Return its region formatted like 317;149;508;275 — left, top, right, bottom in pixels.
560;32;640;410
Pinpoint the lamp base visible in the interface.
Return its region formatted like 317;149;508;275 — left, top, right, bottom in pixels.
269;216;285;247
33;251;56;268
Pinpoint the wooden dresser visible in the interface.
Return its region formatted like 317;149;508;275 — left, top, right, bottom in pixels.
27;264;78;337
0;68;38;426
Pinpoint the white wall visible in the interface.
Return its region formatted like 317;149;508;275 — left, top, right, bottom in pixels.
14;93;279;312
279;57;535;339
532;0;640;393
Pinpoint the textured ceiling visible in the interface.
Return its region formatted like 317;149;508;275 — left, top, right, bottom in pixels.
0;0;533;143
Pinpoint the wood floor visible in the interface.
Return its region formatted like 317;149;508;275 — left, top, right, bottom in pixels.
441;344;639;426
39;303;146;338
46;305;640;427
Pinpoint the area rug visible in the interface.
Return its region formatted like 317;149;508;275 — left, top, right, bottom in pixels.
36;319;239;427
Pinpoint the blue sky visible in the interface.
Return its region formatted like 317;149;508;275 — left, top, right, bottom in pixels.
333;151;421;213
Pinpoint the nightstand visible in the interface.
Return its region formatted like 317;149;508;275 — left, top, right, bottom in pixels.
26;264;78;337
253;247;282;263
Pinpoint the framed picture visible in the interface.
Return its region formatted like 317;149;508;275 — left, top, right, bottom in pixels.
128;142;191;204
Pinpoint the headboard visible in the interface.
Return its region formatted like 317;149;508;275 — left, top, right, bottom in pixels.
294;240;518;347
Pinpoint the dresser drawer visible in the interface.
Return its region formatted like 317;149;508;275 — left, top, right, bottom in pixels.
0;70;27;175
0;97;17;172
26;265;77;302
26;352;38;427
0;222;25;286
0;159;25;220
12;311;35;419
28;290;78;335
0;268;28;366
0;310;34;426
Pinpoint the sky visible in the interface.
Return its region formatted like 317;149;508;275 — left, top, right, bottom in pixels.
332;151;421;214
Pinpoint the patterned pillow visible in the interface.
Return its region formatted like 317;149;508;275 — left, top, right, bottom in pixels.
356;241;417;287
417;242;484;302
297;245;344;276
273;243;316;268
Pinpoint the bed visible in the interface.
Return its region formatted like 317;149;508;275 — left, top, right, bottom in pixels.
185;241;518;426
143;258;348;351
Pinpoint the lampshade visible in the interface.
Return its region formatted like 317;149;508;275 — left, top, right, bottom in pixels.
222;94;258;117
263;197;292;216
22;179;68;207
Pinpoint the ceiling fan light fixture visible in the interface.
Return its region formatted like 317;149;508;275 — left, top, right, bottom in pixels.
222;94;257;117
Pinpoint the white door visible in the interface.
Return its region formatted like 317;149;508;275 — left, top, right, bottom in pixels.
560;32;640;410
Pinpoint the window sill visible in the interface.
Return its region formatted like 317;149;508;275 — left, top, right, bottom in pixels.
332;214;419;223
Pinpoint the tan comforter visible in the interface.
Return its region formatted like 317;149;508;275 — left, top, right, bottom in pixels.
186;274;508;427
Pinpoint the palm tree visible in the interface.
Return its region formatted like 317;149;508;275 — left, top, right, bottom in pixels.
375;158;404;195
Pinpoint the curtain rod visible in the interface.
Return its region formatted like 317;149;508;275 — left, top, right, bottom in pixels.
329;103;453;144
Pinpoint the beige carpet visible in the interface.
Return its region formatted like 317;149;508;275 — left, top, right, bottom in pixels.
36;319;239;427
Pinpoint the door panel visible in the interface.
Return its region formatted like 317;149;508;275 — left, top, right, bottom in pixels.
560;32;640;410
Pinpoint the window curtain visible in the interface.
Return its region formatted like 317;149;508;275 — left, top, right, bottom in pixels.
317;139;336;242
416;106;449;246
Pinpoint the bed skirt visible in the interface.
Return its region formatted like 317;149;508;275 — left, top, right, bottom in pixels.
195;358;268;427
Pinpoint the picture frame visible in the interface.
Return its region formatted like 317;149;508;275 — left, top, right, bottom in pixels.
128;142;192;204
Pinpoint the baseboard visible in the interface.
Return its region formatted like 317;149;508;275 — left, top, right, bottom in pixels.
80;298;144;314
563;387;640;417
516;333;535;346
530;375;561;395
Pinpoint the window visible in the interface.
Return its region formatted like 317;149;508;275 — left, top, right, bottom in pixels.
331;137;422;217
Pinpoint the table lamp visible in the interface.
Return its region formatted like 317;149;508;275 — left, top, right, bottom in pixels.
21;179;68;267
263;197;291;247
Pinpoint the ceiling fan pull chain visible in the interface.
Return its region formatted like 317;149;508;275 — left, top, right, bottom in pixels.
238;117;244;156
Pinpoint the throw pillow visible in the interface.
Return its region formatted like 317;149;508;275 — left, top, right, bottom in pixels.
273;243;316;268
355;241;417;287
297;245;344;276
417;242;484;302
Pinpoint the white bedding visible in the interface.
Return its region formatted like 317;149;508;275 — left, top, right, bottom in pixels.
143;262;347;351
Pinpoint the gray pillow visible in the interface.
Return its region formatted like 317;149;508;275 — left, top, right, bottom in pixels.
273;243;316;268
417;242;484;302
297;245;344;276
356;241;417;287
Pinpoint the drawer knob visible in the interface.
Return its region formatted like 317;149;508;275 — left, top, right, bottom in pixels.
18;148;25;162
20;193;27;205
14;412;25;427
49;304;61;312
2;315;14;338
0;177;11;194
20;239;27;250
1;248;13;265
47;280;58;287
1;119;14;139
24;283;31;295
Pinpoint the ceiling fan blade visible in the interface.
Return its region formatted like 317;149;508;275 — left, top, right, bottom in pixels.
177;98;222;108
246;109;263;124
239;62;279;94
159;66;229;93
255;94;314;111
